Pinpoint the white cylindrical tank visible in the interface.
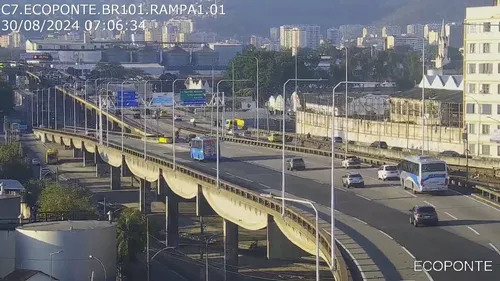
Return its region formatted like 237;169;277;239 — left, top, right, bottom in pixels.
16;221;117;281
0;230;16;278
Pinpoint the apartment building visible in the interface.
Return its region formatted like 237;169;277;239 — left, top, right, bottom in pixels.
407;24;424;36
382;26;402;37
326;28;341;46
385;35;424;51
464;1;500;157
0;32;21;48
279;25;321;49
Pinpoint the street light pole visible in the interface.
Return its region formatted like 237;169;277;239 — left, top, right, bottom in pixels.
281;78;322;215
89;255;107;281
172;78;186;171
345;47;349;159
261;194;320;281
49;250;63;280
216;79;250;189
421;38;426;155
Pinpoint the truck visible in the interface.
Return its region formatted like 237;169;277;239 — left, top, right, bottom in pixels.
225;119;247;130
45;149;59;165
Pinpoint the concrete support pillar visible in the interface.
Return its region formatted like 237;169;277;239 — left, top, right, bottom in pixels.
110;166;121;190
165;194;179;247
72;147;82;158
94;147;104;177
266;214;307;259
139;179;152;214
223;219;239;280
121;155;131;177
83;149;94;167
196;185;215;216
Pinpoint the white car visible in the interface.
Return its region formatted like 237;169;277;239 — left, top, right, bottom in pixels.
377;165;400;180
31;158;40;165
174;116;182;121
341;156;361;169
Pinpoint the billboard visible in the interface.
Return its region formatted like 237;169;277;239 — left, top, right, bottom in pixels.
180;89;206;107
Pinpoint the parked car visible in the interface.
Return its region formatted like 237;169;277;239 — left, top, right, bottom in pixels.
370;141;388;149
133;113;141;119
408;205;439;227
342;172;365;188
31;158;40;166
286;157;306;171
174;115;182;121
377;165;400;180
334;137;343;143
342;156;361;169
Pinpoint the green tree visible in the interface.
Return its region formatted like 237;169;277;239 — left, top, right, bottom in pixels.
117;208;146;263
0;81;15;116
22;179;45;212
38;182;94;213
0;142;31;183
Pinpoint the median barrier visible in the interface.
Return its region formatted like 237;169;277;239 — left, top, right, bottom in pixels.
34;128;351;281
475;186;500;204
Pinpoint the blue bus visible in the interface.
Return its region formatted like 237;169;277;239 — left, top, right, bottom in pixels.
190;136;220;161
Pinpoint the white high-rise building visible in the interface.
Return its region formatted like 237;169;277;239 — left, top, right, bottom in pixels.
406;24;424;36
279;25;321;49
166;18;194;34
464;1;500;157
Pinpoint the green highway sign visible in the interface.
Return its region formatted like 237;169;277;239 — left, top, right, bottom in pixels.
180;89;206;106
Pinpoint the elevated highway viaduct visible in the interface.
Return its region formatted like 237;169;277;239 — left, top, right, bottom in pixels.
33;128;352;281
26;75;500;280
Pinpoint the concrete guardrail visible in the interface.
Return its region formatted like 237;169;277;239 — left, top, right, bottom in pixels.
34;128;352;281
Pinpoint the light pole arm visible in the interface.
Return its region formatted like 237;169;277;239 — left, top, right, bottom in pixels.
150;247;174;261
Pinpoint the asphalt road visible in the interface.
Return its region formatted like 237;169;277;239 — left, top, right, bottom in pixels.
103;134;500;281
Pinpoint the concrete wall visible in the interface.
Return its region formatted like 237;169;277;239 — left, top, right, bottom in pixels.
296;111;464;152
0;231;16;278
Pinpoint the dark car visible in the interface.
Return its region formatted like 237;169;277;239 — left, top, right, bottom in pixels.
409;205;439;227
186;134;197;143
133;113;141;119
439;150;462;157
370;141;388;149
334;137;343;143
286;157;306;171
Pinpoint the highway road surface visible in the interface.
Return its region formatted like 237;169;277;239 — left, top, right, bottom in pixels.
91;133;500;281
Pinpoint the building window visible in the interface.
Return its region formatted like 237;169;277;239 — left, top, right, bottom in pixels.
482;43;491;53
414;104;420;116
468;63;476;74
468;83;476;94
466;103;475;114
468;123;476;134
498;84;500;94
479;63;493;74
497;104;500;115
469;144;475;155
482;124;491;134
469;24;477;33
498;63;500;73
481;84;490;94
482;144;490;155
484;22;491;32
497;147;500;156
469;43;476;53
402;103;408;115
482;104;492;115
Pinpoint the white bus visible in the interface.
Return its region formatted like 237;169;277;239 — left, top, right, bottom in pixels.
398;156;448;194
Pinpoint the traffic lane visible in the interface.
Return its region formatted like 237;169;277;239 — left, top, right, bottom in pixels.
217;140;500;244
181;156;500;281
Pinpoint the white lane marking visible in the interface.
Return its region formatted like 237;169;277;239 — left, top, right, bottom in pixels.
226;172;235;176
312;179;323;184
444;212;458;220
353;217;368;225
234;175;253;182
211;167;217;171
259;183;272;189
490;243;500;256
423;201;435;207
337;187;348;192
401;246;415;259
449;189;500;212
467;226;480;235
198;163;207;167
355;194;372;201
335;239;367;281
404;190;417;198
378;230;394;240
